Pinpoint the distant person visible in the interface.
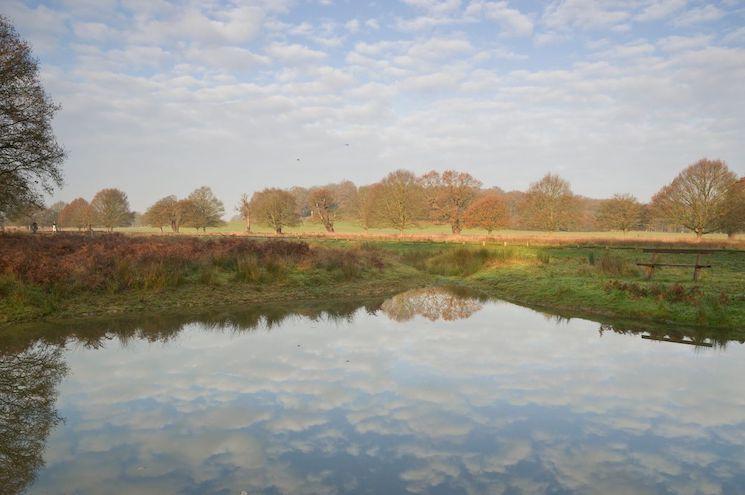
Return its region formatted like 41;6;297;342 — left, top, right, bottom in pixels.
30;221;38;233
52;222;58;233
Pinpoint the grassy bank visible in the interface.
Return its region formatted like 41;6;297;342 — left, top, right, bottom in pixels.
346;239;745;331
384;244;745;330
1;233;744;332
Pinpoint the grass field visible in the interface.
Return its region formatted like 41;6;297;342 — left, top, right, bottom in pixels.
38;219;742;246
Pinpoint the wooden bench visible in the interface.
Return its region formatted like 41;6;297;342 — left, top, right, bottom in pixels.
636;248;716;281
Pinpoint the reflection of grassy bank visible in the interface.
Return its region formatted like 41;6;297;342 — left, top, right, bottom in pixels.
1;234;744;331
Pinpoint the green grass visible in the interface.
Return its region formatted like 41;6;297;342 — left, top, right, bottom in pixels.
330;240;745;330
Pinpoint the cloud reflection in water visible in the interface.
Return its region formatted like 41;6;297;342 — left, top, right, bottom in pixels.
7;289;745;494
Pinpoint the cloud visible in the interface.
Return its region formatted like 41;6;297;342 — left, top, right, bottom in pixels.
344;18;360;33
266;43;328;64
673;4;725;26
657;34;713;52
723;26;745;45
635;0;687;22
465;1;534;36
402;0;462;15
129;5;266;45
542;0;631;31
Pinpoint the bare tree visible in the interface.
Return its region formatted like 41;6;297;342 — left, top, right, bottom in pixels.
289;186;311;219
183;186;224;232
595;194;642;233
522;173;579;231
378;170;425;234
420;170;482;234
329;180;358;219
58;198;93;231
651;159;738;239
91;188;133;232
250;188;299;234
236;193;252;233
463;194;510;234
356;184;381;231
0;16;65;217
309;187;337;232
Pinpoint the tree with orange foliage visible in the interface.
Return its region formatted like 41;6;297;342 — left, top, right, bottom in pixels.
420;170;482;234
464;195;510;234
58;198;93;231
596;194;642;232
522;174;579;231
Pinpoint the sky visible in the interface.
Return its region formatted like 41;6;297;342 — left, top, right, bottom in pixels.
5;0;745;212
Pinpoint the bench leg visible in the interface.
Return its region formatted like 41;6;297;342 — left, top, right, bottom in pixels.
646;253;657;280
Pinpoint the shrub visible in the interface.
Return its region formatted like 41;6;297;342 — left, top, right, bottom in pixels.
596;253;637;277
425;248;493;277
311;247;384;280
0;234;311;291
604;280;704;304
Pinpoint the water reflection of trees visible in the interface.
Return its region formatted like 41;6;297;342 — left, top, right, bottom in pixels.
0;345;67;495
0;299;387;355
381;287;483;322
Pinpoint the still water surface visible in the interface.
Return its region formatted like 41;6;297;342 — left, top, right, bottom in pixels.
3;288;745;494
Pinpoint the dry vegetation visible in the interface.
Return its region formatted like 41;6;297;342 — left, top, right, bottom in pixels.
0;234;385;293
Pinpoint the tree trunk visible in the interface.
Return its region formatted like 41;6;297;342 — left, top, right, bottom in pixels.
245;215;251;233
695;230;703;241
276;227;282;234
728;231;737;240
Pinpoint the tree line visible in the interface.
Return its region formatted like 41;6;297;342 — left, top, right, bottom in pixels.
228;160;743;239
5;186;225;233
5;160;744;240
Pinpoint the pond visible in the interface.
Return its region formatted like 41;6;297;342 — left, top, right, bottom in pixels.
2;288;745;494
